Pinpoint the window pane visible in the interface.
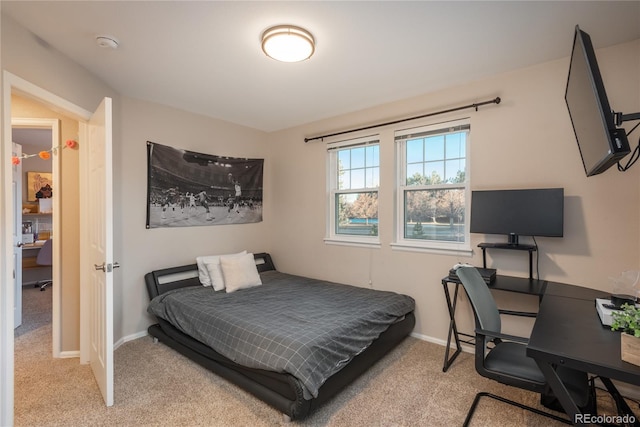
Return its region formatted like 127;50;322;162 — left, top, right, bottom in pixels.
366;166;380;188
445;159;465;183
367;145;380;167
336;192;379;236
406;139;423;164
424;161;445;184
403;188;465;242
351;147;365;169
336;144;379;190
406;163;424;184
351;168;365;189
446;133;465;158
425;135;445;161
338;170;350;190
338;150;350;170
405;132;468;187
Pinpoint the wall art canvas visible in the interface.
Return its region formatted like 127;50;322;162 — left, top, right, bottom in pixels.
27;171;53;201
146;141;263;228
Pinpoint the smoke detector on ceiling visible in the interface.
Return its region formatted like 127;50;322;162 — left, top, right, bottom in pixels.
96;35;119;49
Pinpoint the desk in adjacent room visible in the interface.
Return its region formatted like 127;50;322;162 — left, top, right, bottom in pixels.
527;284;640;425
22;241;44;263
21;241;49;285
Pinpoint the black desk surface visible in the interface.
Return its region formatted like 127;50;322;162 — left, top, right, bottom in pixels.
444;274;548;297
527;290;640;386
543;281;609;301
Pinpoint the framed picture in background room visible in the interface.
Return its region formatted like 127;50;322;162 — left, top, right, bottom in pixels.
27;171;53;201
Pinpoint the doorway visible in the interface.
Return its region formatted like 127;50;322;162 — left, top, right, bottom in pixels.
11;117;63;357
2;71;115;426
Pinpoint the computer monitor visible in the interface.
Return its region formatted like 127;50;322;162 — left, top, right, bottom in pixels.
470;188;564;245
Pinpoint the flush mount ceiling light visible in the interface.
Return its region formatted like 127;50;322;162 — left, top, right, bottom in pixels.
261;25;315;63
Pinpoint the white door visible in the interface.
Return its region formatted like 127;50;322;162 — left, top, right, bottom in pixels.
12;143;22;329
87;98;114;407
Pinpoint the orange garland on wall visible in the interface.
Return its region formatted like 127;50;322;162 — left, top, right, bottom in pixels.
12;139;78;165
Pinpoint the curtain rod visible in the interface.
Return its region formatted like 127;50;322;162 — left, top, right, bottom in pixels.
304;96;501;143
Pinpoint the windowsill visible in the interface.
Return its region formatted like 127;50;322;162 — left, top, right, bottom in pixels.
390;242;473;256
324;237;381;249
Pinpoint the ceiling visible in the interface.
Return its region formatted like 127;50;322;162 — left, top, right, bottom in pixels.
3;1;640;133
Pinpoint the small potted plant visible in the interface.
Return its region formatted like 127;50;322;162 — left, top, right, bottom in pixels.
611;303;640;366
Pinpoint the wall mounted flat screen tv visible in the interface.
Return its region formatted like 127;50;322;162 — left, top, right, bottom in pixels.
565;25;630;177
470;188;564;245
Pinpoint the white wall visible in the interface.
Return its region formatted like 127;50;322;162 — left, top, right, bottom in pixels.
267;40;640;341
1;16;116;114
1;12;275;346
117;97;272;338
1;14;117;352
2;10;640;349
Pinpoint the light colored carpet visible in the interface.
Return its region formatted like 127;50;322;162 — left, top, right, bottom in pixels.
14;285;52;338
13;288;633;426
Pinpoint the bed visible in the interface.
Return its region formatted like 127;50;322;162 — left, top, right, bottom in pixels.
145;252;415;421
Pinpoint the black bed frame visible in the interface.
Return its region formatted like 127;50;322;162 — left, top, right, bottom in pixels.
145;252;415;420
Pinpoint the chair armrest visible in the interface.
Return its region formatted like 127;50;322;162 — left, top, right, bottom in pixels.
475;328;529;344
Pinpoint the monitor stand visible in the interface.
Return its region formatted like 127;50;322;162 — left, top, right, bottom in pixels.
508;233;519;246
477;241;537;280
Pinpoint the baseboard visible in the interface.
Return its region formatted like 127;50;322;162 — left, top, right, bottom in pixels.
410;331;474;353
52;331;149;359
114;330;149;351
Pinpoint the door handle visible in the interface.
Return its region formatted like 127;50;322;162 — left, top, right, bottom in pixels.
94;262;121;272
16;242;23;248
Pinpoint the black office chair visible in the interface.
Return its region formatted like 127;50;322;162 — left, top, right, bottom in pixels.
455;266;592;426
35;239;53;291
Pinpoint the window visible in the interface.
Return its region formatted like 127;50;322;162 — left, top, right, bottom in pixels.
394;119;470;252
326;136;380;246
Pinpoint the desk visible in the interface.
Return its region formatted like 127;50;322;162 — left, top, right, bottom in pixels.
22;242;45;250
22;242;44;267
21;242;48;285
442;274;548;372
527;287;640;425
543;281;607;301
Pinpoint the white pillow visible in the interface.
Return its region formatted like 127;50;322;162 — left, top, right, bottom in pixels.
196;251;246;289
204;261;226;291
221;252;262;293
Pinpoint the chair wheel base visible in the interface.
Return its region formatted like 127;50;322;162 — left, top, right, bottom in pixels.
463;391;571;427
39;281;52;291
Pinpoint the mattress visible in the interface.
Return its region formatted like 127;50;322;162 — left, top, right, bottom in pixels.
148;270;415;399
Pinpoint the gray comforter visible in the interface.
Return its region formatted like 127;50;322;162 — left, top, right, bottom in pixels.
148;270;415;399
